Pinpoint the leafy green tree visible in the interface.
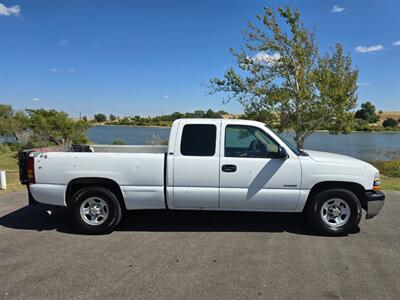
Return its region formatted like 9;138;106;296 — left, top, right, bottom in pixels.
209;6;358;148
27;109;90;146
382;118;398;128
0;104;29;143
94;113;107;123
216;110;228;116
109;114;117;121
244;109;276;124
120;117;131;125
355;101;379;123
170;112;184;120
205;109;224;118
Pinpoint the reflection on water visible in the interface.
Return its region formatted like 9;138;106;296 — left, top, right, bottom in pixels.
87;126;400;161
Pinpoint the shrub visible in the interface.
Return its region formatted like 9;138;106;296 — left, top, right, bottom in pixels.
354;119;371;131
145;134;168;145
0;143;11;154
370;160;400;178
382;118;398;128
112;139;126;145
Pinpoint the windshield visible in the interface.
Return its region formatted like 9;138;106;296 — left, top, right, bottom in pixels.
265;126;301;156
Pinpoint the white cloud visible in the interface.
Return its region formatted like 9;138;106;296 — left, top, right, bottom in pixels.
50;68;59;72
0;3;20;16
252;52;281;64
331;5;345;13
163;95;169;99
32;97;40;102
357;82;371;87
393;41;400;46
355;45;384;53
58;38;68;46
68;68;76;73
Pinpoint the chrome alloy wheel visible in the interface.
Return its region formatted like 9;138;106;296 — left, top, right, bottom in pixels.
80;197;109;225
320;198;351;227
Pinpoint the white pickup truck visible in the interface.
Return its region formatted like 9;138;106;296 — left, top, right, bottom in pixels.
19;118;385;235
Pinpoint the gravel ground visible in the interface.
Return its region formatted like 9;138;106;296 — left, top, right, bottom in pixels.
0;191;399;299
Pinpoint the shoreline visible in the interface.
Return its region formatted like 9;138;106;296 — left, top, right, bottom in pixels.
91;123;170;128
91;124;400;133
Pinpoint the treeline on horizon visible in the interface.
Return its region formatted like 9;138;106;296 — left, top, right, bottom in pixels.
90;102;400;131
91;109;230;126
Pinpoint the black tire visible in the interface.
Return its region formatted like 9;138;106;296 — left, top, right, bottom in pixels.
71;186;123;234
305;188;362;236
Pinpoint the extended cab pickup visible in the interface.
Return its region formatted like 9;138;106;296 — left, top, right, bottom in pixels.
19;119;385;235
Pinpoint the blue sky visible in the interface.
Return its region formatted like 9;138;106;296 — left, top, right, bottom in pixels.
1;0;399;117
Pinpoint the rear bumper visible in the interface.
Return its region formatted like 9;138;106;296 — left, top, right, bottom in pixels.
28;183;67;207
365;191;385;219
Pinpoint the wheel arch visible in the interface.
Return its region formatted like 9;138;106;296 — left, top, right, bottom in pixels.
304;181;367;211
65;177;126;211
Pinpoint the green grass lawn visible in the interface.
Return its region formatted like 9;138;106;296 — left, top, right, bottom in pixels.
0;151;19;170
0;151;399;194
0;151;24;194
381;176;400;191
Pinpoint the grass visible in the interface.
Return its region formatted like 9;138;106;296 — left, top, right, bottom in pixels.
381;176;400;191
370;160;400;191
0;151;19;170
0;151;24;194
0;151;399;194
370;160;400;177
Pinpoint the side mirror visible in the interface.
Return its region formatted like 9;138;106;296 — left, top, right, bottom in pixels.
277;146;288;159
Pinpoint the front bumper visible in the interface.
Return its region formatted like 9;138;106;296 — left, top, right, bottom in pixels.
365;191;385;219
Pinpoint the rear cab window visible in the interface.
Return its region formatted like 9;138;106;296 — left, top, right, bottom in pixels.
180;124;216;156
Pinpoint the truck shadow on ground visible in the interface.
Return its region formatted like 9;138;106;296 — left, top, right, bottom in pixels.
0;205;360;236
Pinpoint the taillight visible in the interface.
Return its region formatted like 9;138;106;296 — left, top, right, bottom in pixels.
27;156;36;184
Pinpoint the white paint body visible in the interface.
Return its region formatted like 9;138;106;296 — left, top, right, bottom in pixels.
29;119;379;212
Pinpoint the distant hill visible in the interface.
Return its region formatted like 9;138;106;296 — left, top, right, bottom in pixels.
379;111;400;123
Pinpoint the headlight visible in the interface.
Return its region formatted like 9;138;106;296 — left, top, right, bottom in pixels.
373;173;380;191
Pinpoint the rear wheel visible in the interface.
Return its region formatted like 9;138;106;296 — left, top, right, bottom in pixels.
306;189;362;236
71;186;123;234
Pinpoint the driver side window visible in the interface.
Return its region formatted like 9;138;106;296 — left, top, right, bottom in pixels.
225;125;279;158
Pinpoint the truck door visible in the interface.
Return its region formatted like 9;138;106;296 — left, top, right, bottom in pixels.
219;124;301;211
172;120;221;208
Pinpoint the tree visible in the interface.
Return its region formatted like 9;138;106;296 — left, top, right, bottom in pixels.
94;113;107;123
355;101;379;123
205;109;225;118
0;104;29;143
170;112;184;120
382;118;398;128
109;114;117;121
209;6;358;148
120;117;131;125
27;109;90;146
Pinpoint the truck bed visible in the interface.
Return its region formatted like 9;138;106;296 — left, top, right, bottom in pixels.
19;144;168;184
19;145;168;209
90;145;168;153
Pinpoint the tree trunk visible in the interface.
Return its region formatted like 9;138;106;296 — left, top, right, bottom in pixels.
295;132;305;149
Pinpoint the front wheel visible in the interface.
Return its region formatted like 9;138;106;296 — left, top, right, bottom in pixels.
305;189;362;236
71;187;123;234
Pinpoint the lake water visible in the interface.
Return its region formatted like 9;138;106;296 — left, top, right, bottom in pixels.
87;125;400;161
